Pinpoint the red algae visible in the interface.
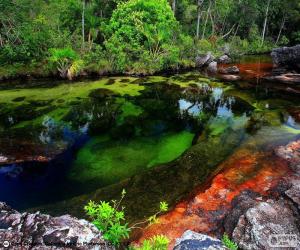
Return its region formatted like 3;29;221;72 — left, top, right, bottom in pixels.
134;148;291;249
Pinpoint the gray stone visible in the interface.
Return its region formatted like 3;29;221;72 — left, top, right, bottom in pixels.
232;199;300;250
271;45;300;70
208;61;218;73
196;52;214;68
218;55;231;64
174;230;228;250
0;202;113;250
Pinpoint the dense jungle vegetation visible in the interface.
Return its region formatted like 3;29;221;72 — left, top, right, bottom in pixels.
0;0;300;77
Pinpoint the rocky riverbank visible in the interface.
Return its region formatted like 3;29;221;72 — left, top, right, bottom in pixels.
135;135;300;249
0;202;113;249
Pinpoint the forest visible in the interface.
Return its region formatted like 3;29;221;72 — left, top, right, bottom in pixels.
1;0;300;78
1;1;300;250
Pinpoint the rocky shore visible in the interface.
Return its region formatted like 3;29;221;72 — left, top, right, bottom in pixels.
0;202;113;249
1;139;299;249
174;139;300;249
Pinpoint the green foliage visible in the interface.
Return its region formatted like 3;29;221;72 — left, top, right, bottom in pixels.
49;48;79;79
85;189;169;246
222;234;238;250
132;235;169;250
84;189;130;246
1;0;300;76
104;0;180;73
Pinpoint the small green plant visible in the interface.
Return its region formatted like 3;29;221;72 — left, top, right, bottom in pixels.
48;48;79;79
222;233;238;250
84;189;169;246
131;235;170;250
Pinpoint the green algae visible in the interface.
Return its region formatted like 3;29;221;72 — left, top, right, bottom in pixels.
68;131;194;185
116;100;144;125
0;78;144;129
36;126;245;222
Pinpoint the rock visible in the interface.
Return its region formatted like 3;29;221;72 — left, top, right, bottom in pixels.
285;183;300;209
217;55;231;64
207;61;218;73
263;73;300;84
224;190;261;236
174;230;228;250
275;139;300;171
219;74;241;82
196;52;214;68
0;202;113;249
219;66;240;75
232;198;300;250
271;45;300;70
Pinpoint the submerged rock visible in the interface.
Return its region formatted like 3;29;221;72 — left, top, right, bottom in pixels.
0;137;67;166
271;45;300;71
219;66;240;75
174;230;228;250
264;73;300;84
0;202;113;249
218;74;241;82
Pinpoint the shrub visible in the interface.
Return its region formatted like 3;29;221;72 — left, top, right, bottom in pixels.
84;189;169;246
48;48;79;79
222;233;238;250
131;235;169;250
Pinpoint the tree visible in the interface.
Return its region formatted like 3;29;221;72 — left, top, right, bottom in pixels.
104;0;180;72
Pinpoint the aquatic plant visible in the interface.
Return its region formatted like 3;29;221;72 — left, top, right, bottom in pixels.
222;233;238;250
84;189;169;246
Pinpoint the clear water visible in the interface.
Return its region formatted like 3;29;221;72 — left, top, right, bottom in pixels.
0;65;300;222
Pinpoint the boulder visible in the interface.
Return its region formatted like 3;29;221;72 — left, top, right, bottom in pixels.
174;230;228;250
271;45;300;70
232;199;300;250
219;66;240;75
218;55;231;64
207;61;218;73
0;202;113;249
196;52;214;68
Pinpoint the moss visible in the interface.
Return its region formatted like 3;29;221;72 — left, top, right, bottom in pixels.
68;131;194;185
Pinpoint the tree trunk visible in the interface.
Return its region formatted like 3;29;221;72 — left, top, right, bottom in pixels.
172;0;176;15
82;0;85;49
196;0;204;39
275;15;286;45
261;0;271;46
202;0;212;40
